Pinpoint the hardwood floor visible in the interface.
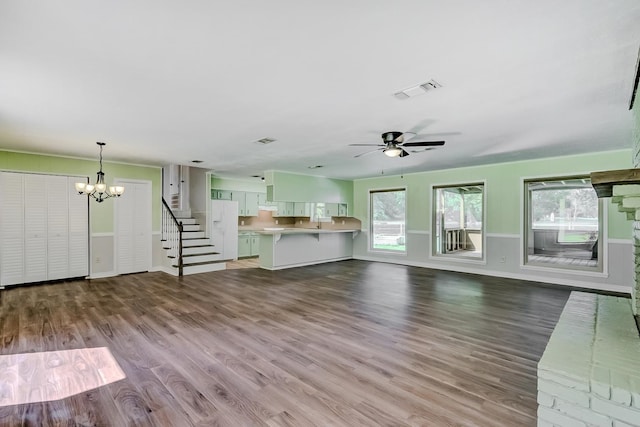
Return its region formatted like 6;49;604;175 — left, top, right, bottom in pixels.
0;260;570;426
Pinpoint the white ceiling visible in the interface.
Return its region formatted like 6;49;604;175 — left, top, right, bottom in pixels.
1;1;639;180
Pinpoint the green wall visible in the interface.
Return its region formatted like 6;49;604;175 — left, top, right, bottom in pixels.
0;150;162;233
265;170;353;205
353;150;632;239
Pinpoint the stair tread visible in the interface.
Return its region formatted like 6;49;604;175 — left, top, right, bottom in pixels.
183;260;228;267
183;252;219;257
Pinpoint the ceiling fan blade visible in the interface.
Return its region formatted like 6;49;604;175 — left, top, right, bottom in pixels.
354;148;383;158
399;149;410;158
401;140;445;147
408;118;437;134
409;147;436;153
349;143;385;147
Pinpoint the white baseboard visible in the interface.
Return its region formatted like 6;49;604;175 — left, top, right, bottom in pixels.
353;255;631;295
87;271;117;279
262;256;353;271
150;265;178;276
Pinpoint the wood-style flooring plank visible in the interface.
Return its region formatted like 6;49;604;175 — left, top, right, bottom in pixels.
0;260;572;426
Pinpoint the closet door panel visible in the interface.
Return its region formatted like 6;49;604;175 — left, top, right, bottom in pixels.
0;172;25;285
116;181;151;275
23;174;47;283
46;175;69;280
116;184;135;274
132;183;151;272
67;177;89;277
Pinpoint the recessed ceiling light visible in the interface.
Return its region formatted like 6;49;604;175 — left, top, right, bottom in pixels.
254;137;276;145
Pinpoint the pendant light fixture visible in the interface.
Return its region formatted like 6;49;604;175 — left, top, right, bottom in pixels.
75;142;125;202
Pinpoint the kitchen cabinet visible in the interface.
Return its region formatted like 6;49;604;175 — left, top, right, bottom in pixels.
231;191;246;216
211;189;233;200
238;234;251;257
324;203;339;217
293;202;312;217
251;235;260;256
231;191;260;216
323;203;348;217
273;201;294;217
244;192;259;216
238;232;260;257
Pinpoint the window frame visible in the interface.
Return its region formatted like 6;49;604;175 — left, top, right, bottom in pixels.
522;175;606;274
431;181;486;263
369;187;407;254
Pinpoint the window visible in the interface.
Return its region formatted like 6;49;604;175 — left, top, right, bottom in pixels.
370;189;406;252
433;183;484;259
524;177;602;271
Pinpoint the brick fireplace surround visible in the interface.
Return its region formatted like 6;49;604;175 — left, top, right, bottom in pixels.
536;170;640;426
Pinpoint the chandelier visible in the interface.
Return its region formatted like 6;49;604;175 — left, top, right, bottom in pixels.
75;142;125;202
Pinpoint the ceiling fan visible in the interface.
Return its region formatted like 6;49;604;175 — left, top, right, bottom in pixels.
350;131;445;158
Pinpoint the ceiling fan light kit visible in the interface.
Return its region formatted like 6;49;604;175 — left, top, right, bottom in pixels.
350;130;446;158
383;147;403;157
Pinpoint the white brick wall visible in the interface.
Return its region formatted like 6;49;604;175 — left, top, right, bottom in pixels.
538;292;640;427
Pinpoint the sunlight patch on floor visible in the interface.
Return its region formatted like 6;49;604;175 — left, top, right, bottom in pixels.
0;347;125;406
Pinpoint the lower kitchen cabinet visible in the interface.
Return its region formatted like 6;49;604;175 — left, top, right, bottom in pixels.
238;232;260;257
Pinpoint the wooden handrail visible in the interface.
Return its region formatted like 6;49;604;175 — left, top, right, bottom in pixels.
161;197;184;276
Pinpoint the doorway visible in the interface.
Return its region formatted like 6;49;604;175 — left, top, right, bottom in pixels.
115;180;152;275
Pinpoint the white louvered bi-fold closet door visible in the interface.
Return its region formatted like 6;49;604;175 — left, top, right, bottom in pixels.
0;172;89;286
46;175;70;280
0;172;25;285
23;174;48;283
68;177;89;277
116;181;151;275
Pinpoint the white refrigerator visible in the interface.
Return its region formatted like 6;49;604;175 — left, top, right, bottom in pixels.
210;200;239;260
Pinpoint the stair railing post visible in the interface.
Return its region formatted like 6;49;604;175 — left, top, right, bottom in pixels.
178;221;183;276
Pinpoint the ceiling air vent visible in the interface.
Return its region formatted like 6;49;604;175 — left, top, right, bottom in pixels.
394;79;442;100
254;137;276;145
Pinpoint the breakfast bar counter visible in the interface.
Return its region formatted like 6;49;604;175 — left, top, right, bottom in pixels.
256;228;359;270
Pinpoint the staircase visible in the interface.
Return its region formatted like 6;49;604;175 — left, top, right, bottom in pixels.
161;203;227;276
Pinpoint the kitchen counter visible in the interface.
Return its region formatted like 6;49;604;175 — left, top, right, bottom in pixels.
256;228;359;236
258;228;359;270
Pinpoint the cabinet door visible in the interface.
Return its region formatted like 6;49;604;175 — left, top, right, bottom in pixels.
274;202;286;217
232;192;247;216
293;202;309;217
238;235;251;257
0;172;25;286
285;202;294;216
216;190;232;200
338;203;348;216
325;203;339;217
245;192;259;216
250;236;259;256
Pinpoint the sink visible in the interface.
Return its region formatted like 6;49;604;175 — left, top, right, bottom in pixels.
263;227;285;231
